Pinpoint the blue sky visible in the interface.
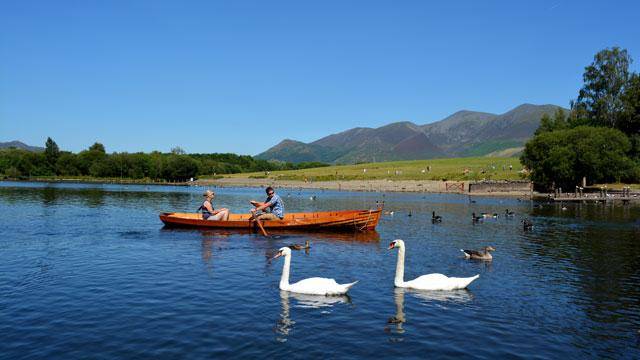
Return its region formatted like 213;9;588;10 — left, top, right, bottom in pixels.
1;1;639;155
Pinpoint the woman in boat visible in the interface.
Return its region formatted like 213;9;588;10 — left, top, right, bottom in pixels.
200;190;230;221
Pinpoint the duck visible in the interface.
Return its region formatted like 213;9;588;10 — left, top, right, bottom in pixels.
383;211;394;216
522;218;533;230
431;211;442;223
472;212;484;222
288;240;311;251
272;247;357;295
408;210;412;217
310;195;317;201
461;246;496;261
388;239;479;290
505;209;515;217
481;212;498;219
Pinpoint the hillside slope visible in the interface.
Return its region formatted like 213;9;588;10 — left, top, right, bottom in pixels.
256;104;566;163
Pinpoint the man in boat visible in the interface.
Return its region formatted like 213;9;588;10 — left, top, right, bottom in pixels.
250;186;284;220
200;190;230;221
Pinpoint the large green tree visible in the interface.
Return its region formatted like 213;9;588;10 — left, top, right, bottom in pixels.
620;73;640;159
44;137;60;169
572;47;632;129
521;126;638;188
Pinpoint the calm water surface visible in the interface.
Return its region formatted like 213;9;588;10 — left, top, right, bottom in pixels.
1;182;639;359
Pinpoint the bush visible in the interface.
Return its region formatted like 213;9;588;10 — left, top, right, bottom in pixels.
521;126;638;189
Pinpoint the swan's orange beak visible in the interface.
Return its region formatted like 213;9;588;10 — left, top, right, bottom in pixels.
388;242;395;250
270;251;283;261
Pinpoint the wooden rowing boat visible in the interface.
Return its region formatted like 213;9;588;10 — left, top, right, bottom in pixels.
159;208;382;231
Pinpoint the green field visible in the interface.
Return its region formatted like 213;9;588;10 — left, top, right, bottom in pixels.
214;157;526;182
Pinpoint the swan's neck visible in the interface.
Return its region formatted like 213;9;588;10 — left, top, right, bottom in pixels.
394;246;405;287
280;255;291;290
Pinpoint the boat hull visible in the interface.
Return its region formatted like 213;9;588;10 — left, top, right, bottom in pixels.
159;208;382;231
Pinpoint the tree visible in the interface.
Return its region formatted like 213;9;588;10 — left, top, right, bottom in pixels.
572;47;632;129
55;152;80;176
89;142;106;153
620;73;640;135
77;142;107;175
521;126;638;189
171;146;186;155
44;137;60;169
163;155;198;181
535;108;568;135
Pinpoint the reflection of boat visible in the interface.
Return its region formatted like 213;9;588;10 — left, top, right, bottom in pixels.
161;225;381;242
159;208;382;231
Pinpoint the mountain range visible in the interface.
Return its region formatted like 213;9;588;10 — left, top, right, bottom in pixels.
256;104;566;164
0;141;44;152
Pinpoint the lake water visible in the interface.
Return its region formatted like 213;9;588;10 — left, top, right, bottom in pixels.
1;181;639;359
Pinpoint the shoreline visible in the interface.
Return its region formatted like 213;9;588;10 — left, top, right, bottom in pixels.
3;177;639;201
195;177;537;198
1;176;534;197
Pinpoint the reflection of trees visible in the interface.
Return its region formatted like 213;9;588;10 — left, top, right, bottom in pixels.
520;217;640;339
82;188;105;207
41;186;58;206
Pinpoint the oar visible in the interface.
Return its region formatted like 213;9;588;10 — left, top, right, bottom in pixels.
250;214;269;237
255;219;269;237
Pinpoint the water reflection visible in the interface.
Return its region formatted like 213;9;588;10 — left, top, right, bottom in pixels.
199;231;233;273
275;290;351;342
386;288;473;335
386;288;406;334
82;188;105;207
41;186;58;206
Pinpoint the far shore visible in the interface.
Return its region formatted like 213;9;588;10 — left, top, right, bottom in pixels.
195;177;537;198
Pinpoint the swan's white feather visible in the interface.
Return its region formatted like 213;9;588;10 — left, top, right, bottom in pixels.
403;273;479;291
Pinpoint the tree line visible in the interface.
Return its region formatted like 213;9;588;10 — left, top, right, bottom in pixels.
0;141;328;182
521;47;640;189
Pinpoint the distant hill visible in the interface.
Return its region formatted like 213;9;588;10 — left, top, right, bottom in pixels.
0;141;44;152
256;104;566;163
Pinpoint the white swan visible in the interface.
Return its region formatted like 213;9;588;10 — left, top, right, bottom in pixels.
272;247;358;295
388;239;479;290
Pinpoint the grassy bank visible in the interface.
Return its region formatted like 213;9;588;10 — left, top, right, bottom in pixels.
206;157;526;182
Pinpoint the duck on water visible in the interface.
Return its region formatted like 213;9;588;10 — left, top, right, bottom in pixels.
461;246;496;261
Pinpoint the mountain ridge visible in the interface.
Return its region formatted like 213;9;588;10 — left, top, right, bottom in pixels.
0;141;44;152
256;103;566;163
